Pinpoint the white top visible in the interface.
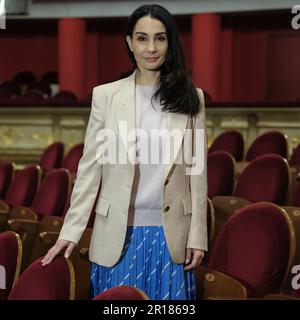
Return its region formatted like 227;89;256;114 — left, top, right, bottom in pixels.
127;84;166;226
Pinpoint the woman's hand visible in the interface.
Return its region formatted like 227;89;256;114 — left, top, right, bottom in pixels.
184;248;204;271
41;239;76;266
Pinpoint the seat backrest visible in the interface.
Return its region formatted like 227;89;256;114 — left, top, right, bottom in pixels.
38;142;64;171
290;143;300;167
8;257;75;300
245;131;288;162
234;154;290;205
0;231;22;300
207;151;235;198
289;180;300;207
280;206;300;294
5;165;42;207
209;130;244;162
207;198;216;249
30;168;71;218
292;288;300;298
0;161;14;199
202;198;216;266
93;285;149;300
61;143;84;175
209;202;295;297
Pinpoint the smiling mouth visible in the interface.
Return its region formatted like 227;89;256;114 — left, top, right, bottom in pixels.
145;57;159;62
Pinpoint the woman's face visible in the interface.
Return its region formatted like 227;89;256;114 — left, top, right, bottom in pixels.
126;16;168;72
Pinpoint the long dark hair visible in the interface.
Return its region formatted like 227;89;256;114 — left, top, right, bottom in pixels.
125;4;200;116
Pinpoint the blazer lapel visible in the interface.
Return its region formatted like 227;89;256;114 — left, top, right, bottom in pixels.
164;112;188;180
117;70;137;168
116;69;189;180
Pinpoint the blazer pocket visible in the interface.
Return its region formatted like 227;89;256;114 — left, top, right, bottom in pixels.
182;195;192;216
95;196;110;218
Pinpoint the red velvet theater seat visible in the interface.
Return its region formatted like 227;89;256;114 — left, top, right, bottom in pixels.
245;130;288;162
290;143;300;168
27;181;92;300
209;130;244;162
207;151;235;198
38;141;64;172
93;286;149;300
0;161;15;199
61;143;84;178
292;288;300;298
29;224;92;301
234;154;289;205
28;190;97;300
289;180;300;207
29;168;71;219
0;231;22;300
7;168;71;270
8;257;75;300
212;154;290;240
29;191;94;300
201;198;216;266
4;165;41;208
27;185;72;263
196;202;295;299
0;165;41;232
280;206;300;294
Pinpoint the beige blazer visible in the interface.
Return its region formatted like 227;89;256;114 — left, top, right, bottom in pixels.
58;70;207;267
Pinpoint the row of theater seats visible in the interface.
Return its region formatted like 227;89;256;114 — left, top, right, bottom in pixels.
209;129;300;166
0;71;58;97
0;142;85;298
1;131;300;299
207;152;300;206
1;198;299;300
206;133;300;299
0;155;299;299
0;141;83;185
0;71;81;103
0;90;79;103
198;200;300;300
0;165;96;300
0;234;147;300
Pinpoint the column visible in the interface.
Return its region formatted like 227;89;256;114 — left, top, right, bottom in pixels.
58;18;86;100
191;13;221;101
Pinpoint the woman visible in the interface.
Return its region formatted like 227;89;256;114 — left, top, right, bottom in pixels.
42;4;207;300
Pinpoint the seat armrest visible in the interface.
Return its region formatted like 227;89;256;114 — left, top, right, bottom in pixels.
39;231;60;245
10;206;38;221
0;200;10;213
196;266;248;299
79;247;89;261
7;218;39;231
212;196;251;236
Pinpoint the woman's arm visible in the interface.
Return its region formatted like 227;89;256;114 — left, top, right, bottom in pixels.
186;88;208;253
42;87;106;265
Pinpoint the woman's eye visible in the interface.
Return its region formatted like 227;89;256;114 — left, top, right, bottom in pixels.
157;36;166;41
137;36;146;41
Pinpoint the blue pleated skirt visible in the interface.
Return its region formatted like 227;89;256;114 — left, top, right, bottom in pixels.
91;226;196;300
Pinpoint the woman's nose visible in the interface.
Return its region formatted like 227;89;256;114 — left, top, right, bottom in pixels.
147;40;157;53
